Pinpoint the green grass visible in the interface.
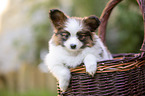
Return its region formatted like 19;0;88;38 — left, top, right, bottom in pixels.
0;89;57;96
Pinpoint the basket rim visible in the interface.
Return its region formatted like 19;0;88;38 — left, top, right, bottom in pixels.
70;53;145;73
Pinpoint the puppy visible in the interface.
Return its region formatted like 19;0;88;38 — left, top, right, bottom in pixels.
45;9;112;91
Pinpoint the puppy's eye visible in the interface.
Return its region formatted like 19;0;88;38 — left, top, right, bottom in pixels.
78;34;86;41
61;33;68;36
61;32;70;40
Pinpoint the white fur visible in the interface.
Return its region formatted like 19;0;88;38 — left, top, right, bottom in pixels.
64;18;83;34
63;18;83;51
45;18;112;91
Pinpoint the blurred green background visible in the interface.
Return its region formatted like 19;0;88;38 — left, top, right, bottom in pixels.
0;0;144;96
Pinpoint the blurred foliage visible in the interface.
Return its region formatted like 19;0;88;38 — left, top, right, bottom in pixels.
29;0;58;64
106;0;144;53
71;0;107;17
33;22;50;63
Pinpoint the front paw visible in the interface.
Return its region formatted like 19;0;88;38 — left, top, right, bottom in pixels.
59;79;69;92
85;63;97;76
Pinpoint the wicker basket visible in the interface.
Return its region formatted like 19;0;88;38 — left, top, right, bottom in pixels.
57;0;145;96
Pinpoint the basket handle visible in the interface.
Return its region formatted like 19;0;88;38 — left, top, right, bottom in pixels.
98;0;145;52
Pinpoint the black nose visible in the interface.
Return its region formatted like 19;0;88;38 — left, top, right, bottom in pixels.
70;44;76;49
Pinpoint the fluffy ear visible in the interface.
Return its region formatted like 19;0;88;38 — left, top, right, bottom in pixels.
83;16;100;32
49;9;68;29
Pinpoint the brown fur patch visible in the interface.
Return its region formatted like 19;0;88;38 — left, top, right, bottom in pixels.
49;9;68;29
77;29;95;48
83;16;100;32
52;34;62;45
52;29;70;46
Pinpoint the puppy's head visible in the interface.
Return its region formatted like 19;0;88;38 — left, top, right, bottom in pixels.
49;9;100;51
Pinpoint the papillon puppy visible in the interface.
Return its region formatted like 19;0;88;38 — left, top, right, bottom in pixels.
45;9;112;91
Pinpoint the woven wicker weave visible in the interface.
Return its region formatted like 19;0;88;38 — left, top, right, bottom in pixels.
57;0;145;95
